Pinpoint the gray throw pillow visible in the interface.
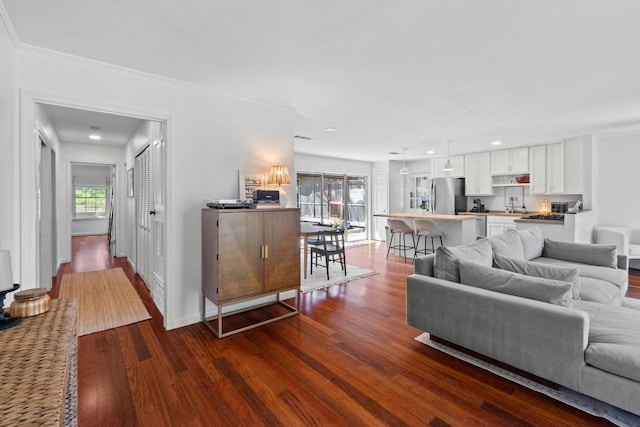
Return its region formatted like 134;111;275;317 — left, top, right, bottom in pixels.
494;253;581;299
517;227;544;260
434;238;493;283
543;238;618;268
458;260;573;307
487;229;525;260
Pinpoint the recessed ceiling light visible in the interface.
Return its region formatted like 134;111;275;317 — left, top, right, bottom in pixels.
388;151;401;155
491;140;502;145
89;134;102;140
426;150;435;155
325;127;337;132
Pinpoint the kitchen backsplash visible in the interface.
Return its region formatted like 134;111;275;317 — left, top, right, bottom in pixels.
467;187;582;212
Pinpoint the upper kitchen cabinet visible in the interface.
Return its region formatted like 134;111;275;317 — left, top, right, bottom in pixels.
465;152;493;196
546;141;564;194
433;155;464;178
491;147;529;175
529;145;547;195
528;139;584;196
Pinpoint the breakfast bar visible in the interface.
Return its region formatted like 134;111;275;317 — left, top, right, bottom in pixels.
374;213;477;247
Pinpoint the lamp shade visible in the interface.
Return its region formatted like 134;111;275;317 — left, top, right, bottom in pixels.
268;165;291;186
0;250;13;292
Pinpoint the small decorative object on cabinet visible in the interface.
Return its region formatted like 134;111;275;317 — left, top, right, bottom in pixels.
201;207;301;338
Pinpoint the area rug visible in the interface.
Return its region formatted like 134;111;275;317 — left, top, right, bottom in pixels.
415;332;640;427
59;267;151;336
301;262;376;292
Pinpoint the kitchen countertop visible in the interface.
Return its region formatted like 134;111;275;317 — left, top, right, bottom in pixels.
459;211;543;217
374;213;475;221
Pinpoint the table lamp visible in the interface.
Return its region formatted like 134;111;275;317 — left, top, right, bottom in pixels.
268;165;291;208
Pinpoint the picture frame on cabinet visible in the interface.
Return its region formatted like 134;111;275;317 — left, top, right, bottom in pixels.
127;168;134;198
238;169;265;200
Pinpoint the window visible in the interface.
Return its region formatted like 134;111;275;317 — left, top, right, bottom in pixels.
297;173;367;241
74;186;107;218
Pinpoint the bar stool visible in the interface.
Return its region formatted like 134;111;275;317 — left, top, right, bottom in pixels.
413;218;444;258
386;219;416;262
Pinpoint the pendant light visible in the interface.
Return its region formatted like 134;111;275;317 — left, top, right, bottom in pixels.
399;147;410;175
443;141;454;171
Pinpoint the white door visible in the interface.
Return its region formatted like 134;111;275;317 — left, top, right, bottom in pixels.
39;138;56;289
135;122;166;317
150;122;166;315
135;145;152;286
372;171;388;241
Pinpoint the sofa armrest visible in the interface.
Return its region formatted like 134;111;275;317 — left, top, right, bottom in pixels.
407;274;589;389
595;227;629;254
414;254;435;277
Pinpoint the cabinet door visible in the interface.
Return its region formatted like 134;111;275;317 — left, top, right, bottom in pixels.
263;210;301;291
218;212;263;300
477;152;493;195
490;149;510;175
510;147;529;174
529;145;546;195
487;223;505;237
464;153;479;195
547;142;564;194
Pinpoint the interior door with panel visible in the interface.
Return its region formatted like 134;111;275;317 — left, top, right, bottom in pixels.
150;122;166;313
135;145;151;287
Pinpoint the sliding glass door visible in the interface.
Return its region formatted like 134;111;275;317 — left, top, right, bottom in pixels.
298;173;367;241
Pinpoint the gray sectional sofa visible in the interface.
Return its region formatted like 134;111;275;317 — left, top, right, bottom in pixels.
407;228;640;416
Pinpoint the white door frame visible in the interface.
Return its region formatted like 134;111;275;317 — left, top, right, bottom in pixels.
19;90;172;328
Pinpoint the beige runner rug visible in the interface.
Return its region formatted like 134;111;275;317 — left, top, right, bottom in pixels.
59;267;151;336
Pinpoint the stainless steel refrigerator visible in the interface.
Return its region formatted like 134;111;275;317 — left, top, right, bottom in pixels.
430;177;466;215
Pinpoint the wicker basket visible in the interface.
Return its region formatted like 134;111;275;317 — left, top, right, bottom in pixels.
10;288;51;317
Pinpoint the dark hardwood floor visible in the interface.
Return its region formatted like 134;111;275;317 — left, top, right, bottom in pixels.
51;235;638;426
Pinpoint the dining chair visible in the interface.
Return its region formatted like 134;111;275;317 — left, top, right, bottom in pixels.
310;229;347;280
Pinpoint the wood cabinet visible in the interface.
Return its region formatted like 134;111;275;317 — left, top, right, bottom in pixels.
201;208;300;337
464;152;493;196
528;142;566;195
433;155;465;178
491;147;529;175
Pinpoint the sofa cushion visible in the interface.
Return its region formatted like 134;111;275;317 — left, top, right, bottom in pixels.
517;227;545;260
494;254;581;299
488;229;525;260
578;277;622;305
528;257;627;290
458;260;573;307
585;304;640;383
543;238;618;268
434;238;492;283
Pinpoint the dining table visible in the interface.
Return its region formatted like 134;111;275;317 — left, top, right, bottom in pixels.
300;222;335;279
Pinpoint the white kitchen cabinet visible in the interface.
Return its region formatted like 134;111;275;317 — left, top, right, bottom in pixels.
486;215;517;237
491;147;529;175
433;155;464;178
546;141;564;194
529;145;547;195
464;152;493;196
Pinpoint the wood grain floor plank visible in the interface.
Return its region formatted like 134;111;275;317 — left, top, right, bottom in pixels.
57;235;624;426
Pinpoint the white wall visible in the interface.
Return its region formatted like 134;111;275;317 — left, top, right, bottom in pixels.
0;13;16;278
596;132;640;227
15;46;295;330
294;152;372;176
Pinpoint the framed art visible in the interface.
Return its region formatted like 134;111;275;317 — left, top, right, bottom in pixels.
238;169;265;200
128;168;134;198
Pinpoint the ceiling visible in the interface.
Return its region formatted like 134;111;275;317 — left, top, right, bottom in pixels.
5;0;640;161
39;104;145;147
